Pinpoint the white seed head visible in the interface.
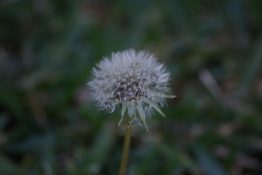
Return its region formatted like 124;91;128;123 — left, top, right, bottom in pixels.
88;49;175;131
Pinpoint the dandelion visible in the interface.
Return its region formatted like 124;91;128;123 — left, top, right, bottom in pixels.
88;49;175;131
88;49;175;175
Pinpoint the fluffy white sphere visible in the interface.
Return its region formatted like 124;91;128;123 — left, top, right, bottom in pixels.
88;49;174;131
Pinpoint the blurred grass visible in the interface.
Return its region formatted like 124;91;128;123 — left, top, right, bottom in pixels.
0;0;262;175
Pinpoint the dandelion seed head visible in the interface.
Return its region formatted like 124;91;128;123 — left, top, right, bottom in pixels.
88;49;174;131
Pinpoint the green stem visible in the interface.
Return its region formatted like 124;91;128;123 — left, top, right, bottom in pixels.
118;124;132;175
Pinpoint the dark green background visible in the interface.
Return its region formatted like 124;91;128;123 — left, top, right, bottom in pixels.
1;0;262;174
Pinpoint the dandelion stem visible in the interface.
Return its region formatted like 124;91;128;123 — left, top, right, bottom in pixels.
118;124;131;175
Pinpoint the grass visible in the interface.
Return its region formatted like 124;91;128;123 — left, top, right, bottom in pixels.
0;0;262;174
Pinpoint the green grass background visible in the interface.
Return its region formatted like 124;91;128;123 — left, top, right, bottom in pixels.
0;0;262;174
